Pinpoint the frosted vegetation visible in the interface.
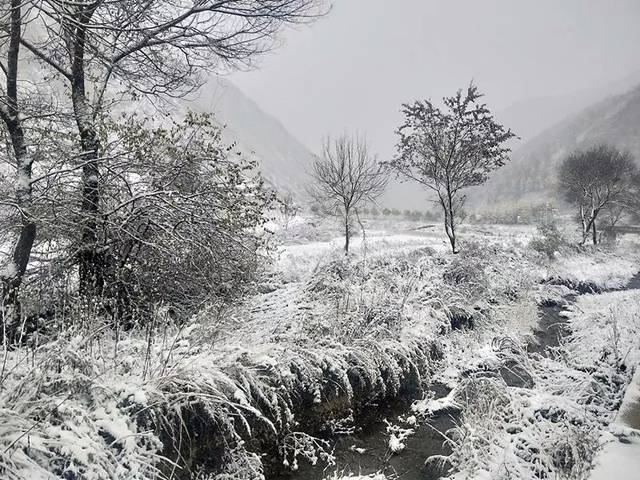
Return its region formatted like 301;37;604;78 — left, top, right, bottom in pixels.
1;213;639;480
1;1;638;479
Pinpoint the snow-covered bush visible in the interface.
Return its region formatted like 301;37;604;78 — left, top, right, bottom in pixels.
440;368;602;480
442;243;489;296
0;334;164;480
529;222;568;259
7;113;276;337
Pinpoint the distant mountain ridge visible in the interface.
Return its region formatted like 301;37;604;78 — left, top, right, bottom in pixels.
472;82;640;207
185;77;317;197
495;69;640;144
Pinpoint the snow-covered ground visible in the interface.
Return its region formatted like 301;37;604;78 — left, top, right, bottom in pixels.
590;369;640;480
571;290;640;480
547;252;639;290
2;216;640;480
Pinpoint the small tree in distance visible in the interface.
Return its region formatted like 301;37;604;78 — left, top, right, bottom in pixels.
387;83;515;253
309;134;388;252
558;144;637;245
279;192;300;229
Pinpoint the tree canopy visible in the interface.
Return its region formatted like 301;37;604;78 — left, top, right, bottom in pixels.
558;144;638;244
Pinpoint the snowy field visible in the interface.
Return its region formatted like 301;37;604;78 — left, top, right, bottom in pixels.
2;215;640;480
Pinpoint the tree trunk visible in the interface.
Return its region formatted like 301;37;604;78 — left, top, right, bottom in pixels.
447;212;457;254
344;213;350;253
70;16;104;296
1;0;36;343
355;208;367;262
579;205;588;244
447;229;457;253
443;218;457;253
444;188;459;254
582;207;600;246
2;223;36;342
77;132;102;295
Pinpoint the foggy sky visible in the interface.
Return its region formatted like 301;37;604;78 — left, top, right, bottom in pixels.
231;0;640;164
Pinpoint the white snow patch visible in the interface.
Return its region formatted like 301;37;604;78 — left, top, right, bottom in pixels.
590;368;640;480
0;260;16;279
412;390;460;417
348;445;367;455
384;420;414;453
324;474;386;480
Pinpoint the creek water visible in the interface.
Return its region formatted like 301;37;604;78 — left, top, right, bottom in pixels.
271;382;457;480
527;296;575;356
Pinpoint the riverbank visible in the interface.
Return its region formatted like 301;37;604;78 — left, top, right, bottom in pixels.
590;368;640;480
437;273;640;480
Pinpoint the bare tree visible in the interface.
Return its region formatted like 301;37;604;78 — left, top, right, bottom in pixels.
19;0;326;294
279;192;300;230
387;83;515;253
558;144;637;245
309;134;387;252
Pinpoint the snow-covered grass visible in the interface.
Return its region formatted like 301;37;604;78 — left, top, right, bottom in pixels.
2;219;640;479
547;250;639;290
567;290;640;368
433;287;640;480
0;314;442;479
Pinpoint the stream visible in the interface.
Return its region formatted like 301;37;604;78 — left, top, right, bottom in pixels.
270;272;640;480
271;382;457;480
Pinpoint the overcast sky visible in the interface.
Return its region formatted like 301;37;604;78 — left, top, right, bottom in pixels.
230;0;640;163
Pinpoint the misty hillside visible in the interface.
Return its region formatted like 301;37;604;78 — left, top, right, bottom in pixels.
474;83;640;207
496;93;597;144
495;69;640;143
183;77;316;197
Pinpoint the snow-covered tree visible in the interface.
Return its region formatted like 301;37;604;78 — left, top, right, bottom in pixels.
19;0;326;294
279;192;300;230
558;144;638;245
388;84;515;253
0;1;38;339
88;112;273;320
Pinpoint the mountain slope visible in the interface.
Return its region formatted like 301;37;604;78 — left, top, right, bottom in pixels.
495;69;640;144
474;83;640;207
496;92;592;144
185;77;317;196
